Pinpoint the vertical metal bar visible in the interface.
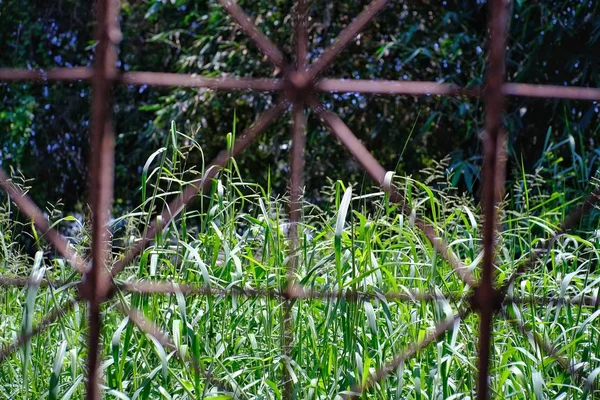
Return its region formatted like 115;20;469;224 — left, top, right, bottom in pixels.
86;0;120;398
477;0;509;398
287;0;308;286
283;4;308;399
287;105;306;278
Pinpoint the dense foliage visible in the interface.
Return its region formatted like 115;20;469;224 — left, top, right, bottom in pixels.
0;130;599;398
1;0;599;211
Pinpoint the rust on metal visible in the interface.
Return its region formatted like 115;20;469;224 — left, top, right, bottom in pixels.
282;2;310;396
503;83;600;101
0;67;94;81
476;0;510;398
83;0;121;398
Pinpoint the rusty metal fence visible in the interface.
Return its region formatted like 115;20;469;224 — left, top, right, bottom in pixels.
1;0;600;398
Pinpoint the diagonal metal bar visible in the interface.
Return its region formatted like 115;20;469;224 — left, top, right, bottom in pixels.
295;0;309;70
500;188;600;295
218;0;287;71
307;96;476;287
0;168;88;274
0;297;78;364
501;306;597;392
110;99;289;278
342;309;470;399
476;0;510;398
119;281;463;303
305;0;390;82
0;67;94;82
118;304;232;395
84;0;121;398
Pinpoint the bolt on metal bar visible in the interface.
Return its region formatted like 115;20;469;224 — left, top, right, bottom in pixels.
0;168;88;274
476;0;510;397
308;96;476;287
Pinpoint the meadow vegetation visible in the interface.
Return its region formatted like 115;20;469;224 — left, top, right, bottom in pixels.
0;125;599;399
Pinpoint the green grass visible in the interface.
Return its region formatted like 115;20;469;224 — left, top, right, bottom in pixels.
0;126;599;399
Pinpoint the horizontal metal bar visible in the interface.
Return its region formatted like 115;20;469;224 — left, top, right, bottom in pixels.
120;72;284;91
509;294;600;307
0;68;283;91
503;83;600;101
318;80;600;101
317;79;480;97
1;67;599;101
119;281;463;303
0;67;93;82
